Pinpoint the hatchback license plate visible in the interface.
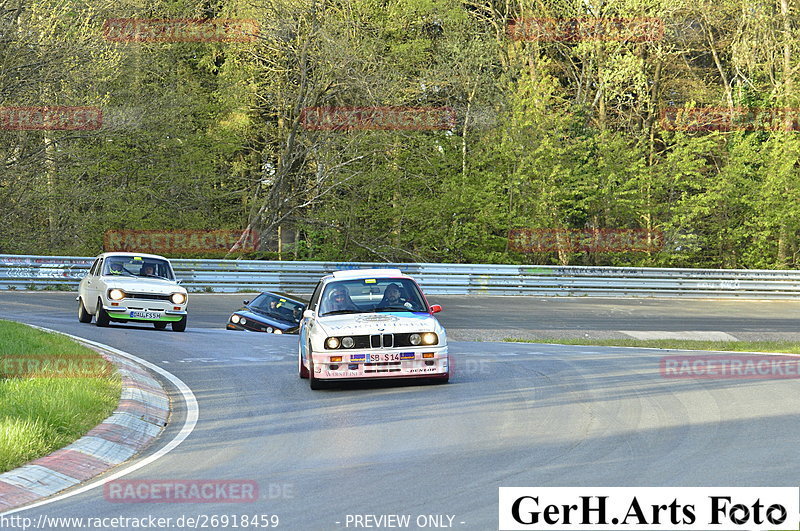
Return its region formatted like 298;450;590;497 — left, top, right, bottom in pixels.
130;311;161;319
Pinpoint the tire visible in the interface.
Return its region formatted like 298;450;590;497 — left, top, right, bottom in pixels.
309;373;326;390
154;322;168;330
171;316;187;332
95;299;110;327
77;298;92;323
298;343;309;379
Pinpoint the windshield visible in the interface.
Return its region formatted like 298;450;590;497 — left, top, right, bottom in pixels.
103;256;175;280
249;294;304;323
319;278;427;316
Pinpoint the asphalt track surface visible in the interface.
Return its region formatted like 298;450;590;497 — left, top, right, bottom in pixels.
2;292;800;530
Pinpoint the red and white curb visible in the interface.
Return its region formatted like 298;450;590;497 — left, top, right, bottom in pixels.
0;329;198;514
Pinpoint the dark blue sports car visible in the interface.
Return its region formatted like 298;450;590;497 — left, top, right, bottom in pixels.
226;292;306;334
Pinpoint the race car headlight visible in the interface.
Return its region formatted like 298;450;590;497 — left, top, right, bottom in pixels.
325;337;340;349
170;292;186;305
409;333;421;346
240;317;247;325
341;336;354;349
231;314;240;324
108;289;125;301
274;329;283;334
421;332;437;345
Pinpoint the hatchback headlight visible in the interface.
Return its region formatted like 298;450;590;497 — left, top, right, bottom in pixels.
409;333;421;346
421;332;437;345
171;292;186;305
341;336;354;348
108;289;125;301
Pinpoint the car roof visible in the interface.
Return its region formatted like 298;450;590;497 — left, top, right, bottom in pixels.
330;268;406;280
99;252;170;261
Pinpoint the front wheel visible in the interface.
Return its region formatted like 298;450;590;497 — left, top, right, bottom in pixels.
77;298;92;323
154;322;168;330
309;374;327;390
171;316;187;332
95;299;110;327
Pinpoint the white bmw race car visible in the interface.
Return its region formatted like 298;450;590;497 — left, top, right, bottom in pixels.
299;269;448;389
77;252;188;331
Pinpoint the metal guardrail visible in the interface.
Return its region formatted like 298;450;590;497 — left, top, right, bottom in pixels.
2;254;800;298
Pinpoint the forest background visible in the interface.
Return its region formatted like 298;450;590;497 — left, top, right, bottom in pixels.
1;0;799;269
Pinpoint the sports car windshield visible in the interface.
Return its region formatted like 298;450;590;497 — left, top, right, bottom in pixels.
103;257;175;280
249;293;304;323
319;278;427;316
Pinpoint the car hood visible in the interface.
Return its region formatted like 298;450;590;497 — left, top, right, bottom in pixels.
316;312;437;335
102;276;185;294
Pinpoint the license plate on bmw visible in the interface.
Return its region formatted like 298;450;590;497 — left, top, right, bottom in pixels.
130;311;161;319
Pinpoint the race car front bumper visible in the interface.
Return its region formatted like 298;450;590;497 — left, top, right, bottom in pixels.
311;346;448;380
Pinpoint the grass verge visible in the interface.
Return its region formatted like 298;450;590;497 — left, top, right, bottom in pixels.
503;337;800;354
0;320;121;473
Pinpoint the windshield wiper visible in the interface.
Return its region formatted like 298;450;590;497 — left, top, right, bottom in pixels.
321;309;363;316
372;306;415;312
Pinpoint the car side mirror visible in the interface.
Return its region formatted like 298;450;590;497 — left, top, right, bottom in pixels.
243;300;250;305
429;304;442;314
303;309;315;319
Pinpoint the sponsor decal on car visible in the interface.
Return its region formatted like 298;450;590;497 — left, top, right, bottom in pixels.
326;370;360;377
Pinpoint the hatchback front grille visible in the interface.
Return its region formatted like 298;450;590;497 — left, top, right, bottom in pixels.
126;293;171;301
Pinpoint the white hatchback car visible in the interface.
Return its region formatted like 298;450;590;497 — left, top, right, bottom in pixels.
299;269;448;389
77;252;188;331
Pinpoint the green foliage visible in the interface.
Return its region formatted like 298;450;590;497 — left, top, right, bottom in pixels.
2;0;800;268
